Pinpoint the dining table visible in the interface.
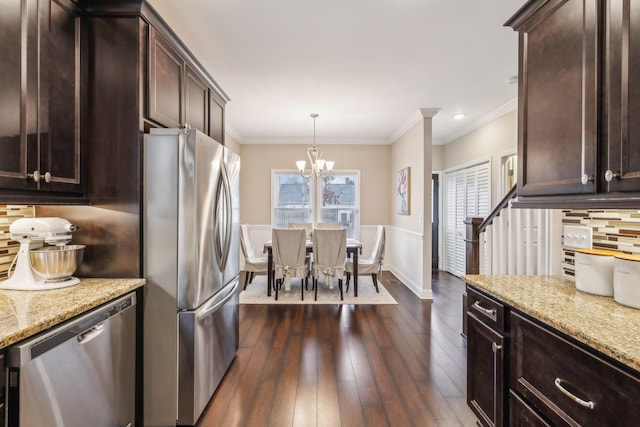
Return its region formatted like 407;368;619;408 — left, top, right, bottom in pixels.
263;238;363;298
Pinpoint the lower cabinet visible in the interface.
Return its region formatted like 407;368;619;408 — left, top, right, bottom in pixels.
466;285;640;426
466;287;507;427
510;312;640;427
0;350;4;427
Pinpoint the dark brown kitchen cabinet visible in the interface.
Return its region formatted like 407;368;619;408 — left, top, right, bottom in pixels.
507;0;599;197
61;0;228;279
0;0;86;197
147;26;212;135
0;350;5;427
148;26;183;129
466;282;640;425
466;287;508;427
507;0;640;205
510;312;640;427
604;0;640;192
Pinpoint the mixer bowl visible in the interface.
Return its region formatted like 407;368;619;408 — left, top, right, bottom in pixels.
29;245;85;281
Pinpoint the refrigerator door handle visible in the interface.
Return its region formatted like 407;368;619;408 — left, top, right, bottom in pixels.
197;279;238;322
214;164;233;271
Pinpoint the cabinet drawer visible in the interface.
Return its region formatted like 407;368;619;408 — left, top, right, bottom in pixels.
509;390;550;427
467;287;506;332
510;312;640;426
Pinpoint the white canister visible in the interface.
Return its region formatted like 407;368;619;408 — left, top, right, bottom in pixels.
574;249;620;296
613;254;640;309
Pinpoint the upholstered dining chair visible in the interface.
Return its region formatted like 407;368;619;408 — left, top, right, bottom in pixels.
240;224;268;290
316;222;340;229
272;228;309;300
288;222;313;239
346;225;385;293
312;228;347;301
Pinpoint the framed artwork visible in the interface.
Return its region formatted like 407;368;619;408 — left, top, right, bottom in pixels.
396;167;410;215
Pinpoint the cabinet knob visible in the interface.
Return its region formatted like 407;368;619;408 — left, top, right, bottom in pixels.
27;171;52;183
605;170;620;182
28;170;41;183
581;174;593;185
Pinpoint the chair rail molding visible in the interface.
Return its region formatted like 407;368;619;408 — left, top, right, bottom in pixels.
387;225;433;300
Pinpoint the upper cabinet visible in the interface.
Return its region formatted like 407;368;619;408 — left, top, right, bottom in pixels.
147;25;218;138
0;0;86;197
507;0;640;206
146;26;225;139
605;1;640;193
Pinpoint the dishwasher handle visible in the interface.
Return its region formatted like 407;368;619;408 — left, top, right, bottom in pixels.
77;322;106;344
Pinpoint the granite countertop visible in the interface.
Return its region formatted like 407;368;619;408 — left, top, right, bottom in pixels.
462;275;640;373
0;278;145;349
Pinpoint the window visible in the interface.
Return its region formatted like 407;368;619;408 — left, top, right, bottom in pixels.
272;172;312;228
272;170;360;238
317;172;359;238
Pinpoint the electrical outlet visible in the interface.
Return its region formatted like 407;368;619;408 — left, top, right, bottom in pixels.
564;225;593;249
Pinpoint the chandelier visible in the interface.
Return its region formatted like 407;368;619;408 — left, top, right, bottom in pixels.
296;113;334;179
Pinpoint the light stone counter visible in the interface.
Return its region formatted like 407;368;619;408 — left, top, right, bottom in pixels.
0;278;145;349
462;275;640;373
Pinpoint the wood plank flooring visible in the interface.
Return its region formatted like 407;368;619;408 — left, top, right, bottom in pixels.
197;270;478;427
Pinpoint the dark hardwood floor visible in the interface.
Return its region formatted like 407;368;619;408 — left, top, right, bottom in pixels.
197;270;477;427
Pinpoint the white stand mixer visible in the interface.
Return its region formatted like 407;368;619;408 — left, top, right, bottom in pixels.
0;217;82;291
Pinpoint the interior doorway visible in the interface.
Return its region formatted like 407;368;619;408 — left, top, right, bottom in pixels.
432;173;439;270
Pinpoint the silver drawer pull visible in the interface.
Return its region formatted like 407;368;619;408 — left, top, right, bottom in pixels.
554;378;595;410
472;300;496;317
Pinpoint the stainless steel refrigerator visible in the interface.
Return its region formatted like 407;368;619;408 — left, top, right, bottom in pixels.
143;128;240;426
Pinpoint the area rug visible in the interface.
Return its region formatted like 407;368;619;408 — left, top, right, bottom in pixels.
240;275;397;305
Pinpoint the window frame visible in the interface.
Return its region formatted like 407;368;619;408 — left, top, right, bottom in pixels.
271;169;360;239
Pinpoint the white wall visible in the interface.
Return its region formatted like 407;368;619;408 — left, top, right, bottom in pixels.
389;110;435;299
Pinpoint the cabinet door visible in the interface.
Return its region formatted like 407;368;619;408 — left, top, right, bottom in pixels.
148;26;183;128
210;93;224;144
39;0;84;192
184;65;209;134
467;313;506;427
0;0;36;191
0;0;83;194
605;0;640;192
515;0;599;196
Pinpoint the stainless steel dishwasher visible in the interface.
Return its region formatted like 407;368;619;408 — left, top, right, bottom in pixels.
5;292;136;427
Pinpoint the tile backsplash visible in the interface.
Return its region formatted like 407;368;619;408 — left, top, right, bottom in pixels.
562;209;640;279
0;205;35;279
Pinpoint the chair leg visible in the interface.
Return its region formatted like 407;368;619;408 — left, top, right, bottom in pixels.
314;278;318;301
339;279;343;300
372;274;379;293
249;271;255;284
301;278;304;301
345;272;351;292
243;271;250;290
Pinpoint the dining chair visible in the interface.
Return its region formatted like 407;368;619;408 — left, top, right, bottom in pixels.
346;225;385;293
272;228;309;300
240;224;268;290
312;228;347;301
316;222;340;229
288;222;313;239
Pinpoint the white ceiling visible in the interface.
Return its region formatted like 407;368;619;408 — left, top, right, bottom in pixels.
147;0;527;145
